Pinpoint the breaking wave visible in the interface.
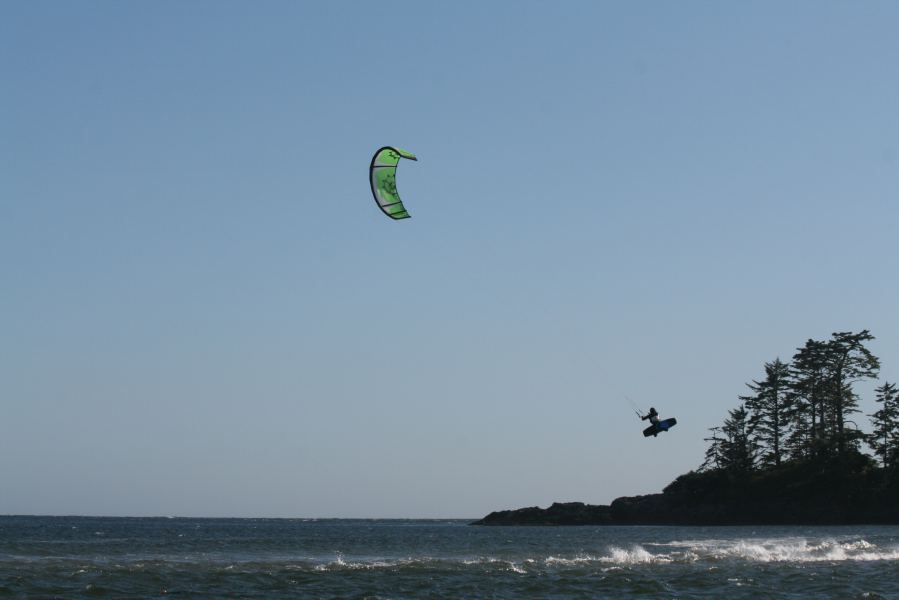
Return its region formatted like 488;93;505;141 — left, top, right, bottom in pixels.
271;536;899;573
8;537;895;578
644;537;899;563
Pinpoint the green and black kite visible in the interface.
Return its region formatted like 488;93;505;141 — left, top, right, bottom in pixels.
370;146;417;220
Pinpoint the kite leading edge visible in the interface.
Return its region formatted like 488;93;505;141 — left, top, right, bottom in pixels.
370;146;417;220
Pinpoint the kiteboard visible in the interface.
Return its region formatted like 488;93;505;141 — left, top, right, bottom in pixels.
643;418;677;437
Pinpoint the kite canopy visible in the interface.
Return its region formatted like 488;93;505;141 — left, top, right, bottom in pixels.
370;146;417;220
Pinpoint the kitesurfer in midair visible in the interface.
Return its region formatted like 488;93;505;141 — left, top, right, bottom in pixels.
641;407;661;436
641;407;660;426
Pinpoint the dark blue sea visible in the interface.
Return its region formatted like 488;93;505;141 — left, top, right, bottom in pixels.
1;516;898;598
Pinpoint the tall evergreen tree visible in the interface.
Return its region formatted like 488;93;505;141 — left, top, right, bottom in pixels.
824;330;880;454
719;404;756;473
703;330;884;474
788;339;830;459
701;426;724;471
868;382;899;468
742;358;792;468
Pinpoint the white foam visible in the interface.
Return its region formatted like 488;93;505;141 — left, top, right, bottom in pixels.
313;555;528;573
539;538;899;568
545;554;600;566
462;557;529;573
509;562;526;574
654;537;899;563
544;546;688;567
602;546;665;564
292;536;899;574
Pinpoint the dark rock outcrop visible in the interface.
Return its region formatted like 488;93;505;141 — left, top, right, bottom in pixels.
476;502;614;526
472;453;899;526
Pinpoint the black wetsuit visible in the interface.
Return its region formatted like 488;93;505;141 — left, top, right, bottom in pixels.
641;410;660;426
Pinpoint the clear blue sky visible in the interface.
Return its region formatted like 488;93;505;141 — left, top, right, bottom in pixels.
2;1;897;518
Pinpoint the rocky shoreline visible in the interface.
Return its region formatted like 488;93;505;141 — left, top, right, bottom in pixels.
473;457;899;526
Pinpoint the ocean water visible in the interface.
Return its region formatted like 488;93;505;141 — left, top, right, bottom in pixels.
1;517;898;598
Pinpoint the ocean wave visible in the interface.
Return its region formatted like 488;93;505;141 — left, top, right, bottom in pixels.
544;546;701;567
523;538;898;568
648;537;899;563
311;555;530;574
5;537;896;578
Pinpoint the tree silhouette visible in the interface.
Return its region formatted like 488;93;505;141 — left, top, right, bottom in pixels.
719;404;756;473
788;339;830;459
824;331;880;454
868;382;899;468
743;358;791;468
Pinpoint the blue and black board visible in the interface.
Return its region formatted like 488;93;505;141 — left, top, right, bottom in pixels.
643;418;677;437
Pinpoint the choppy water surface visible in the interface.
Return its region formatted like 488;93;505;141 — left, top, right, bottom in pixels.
1;516;897;598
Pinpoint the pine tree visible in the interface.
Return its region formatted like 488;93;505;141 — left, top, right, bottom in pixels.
701;426;724;471
743;358;792;469
788;339;829;459
868;382;899;468
824;331;880;454
720;404;756;473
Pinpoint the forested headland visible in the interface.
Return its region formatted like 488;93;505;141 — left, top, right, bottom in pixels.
475;330;899;525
